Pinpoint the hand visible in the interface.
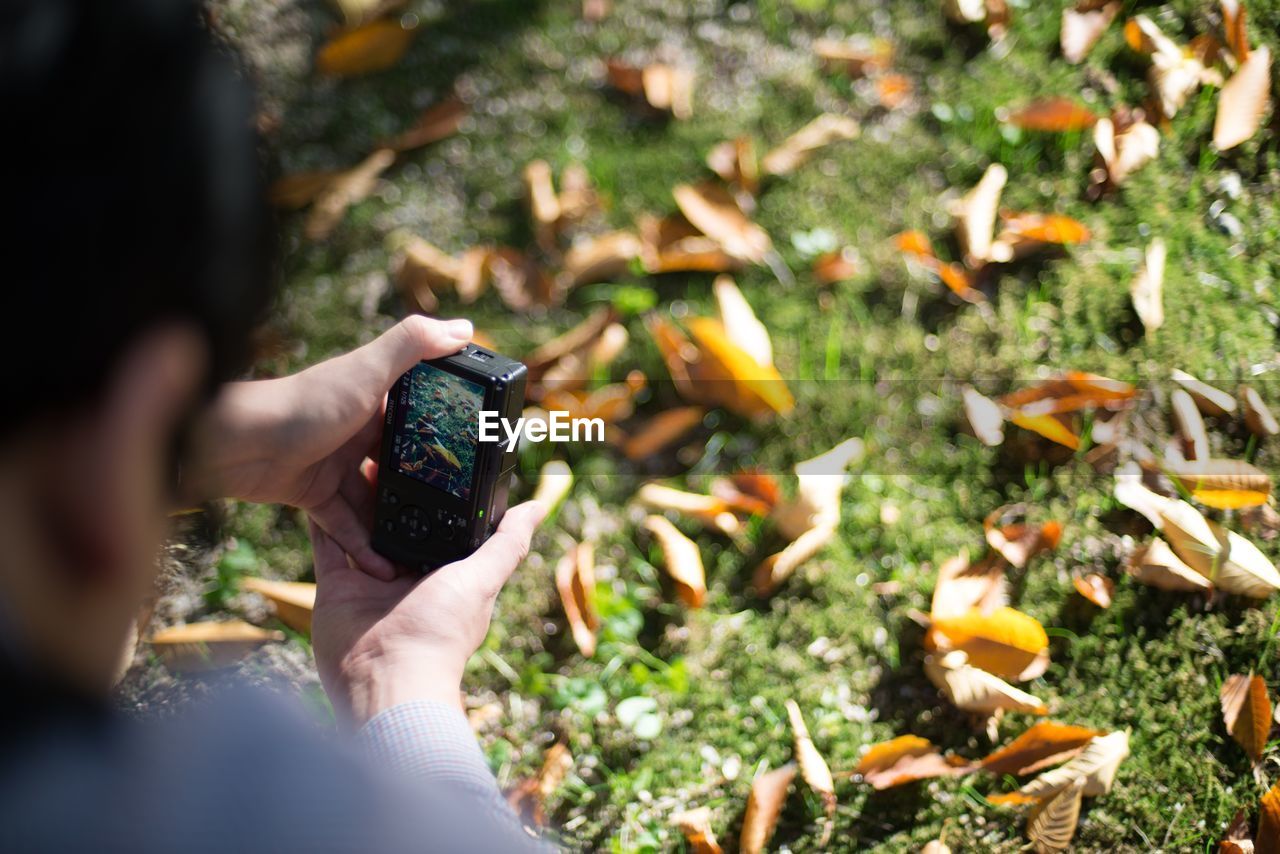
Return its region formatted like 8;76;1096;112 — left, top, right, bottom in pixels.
309;500;546;725
187;316;474;579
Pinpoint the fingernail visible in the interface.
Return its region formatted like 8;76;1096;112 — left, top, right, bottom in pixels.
444;319;473;340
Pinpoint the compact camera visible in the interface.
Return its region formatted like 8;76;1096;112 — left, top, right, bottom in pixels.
372;344;527;573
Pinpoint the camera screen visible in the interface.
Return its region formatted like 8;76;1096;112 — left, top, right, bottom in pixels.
393;363;484;501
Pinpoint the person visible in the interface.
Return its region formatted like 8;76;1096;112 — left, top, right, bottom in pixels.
0;0;550;850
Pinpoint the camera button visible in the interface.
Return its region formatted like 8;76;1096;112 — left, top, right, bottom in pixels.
398;505;428;541
381;519;395;533
380;488;399;506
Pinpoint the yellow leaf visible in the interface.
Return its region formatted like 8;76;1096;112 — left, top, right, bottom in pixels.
686;317;795;418
1009;410;1080;450
930;606;1050;682
712;275;773;367
149;620;282;673
979;721;1103;776
643;515;708;607
315;19;418;77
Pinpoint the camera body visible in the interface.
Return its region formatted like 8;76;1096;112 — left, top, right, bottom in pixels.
372;344;527;573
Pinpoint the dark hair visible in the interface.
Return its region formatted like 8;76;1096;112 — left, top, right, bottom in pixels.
0;0;276;439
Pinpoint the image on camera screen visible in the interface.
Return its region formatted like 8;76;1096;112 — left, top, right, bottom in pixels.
394;364;483;501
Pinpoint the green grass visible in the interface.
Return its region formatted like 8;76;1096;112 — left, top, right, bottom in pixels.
195;0;1280;850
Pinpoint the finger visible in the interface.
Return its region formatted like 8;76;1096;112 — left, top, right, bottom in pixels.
440;501;548;598
310;492;398;581
338;459;378;527
357;315;473;393
307;517;349;586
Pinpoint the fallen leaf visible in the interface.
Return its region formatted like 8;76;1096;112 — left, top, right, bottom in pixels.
1005;730;1130;800
643;515;708;607
268;170;341;210
1242;385;1280;438
383;96;466;152
1127;536;1213;592
951;163;1007;267
1173;368;1239;417
524;160;561;251
395;236;460;312
713;275;773;367
812;249;861;284
1172;389;1211;461
813;36;894;77
525;308;617;383
543;376;643;426
1130;237;1166;333
488;247;557;311
785;700;836;843
740;764;796;854
507;742;573;828
1061;2;1120;64
1072;573;1114;608
932;552;1008;620
673;182;773;265
149;620;283;673
622;407;706;461
710;471;780;517
1260;783;1280;854
637;483;739;536
1221;673;1272;762
531;459;574;512
305;148;396;241
876;73;914;110
686;317;795;418
984;506;1063;569
638;214;740;274
671;807;723;854
1130;15;1221;119
1215;45;1272;151
925;649;1048;714
556;541;599;657
1159;494;1280;598
1220;807;1253;854
963;386;1005;446
1166;459;1271;510
1008;410;1080;450
1027;776;1086;852
937;261;984;303
642;64;694;119
980;721;1103;776
855;735;972;790
1002;98;1099;132
929;606;1050;682
241;578;316;634
760;114;860;177
706;137;759;195
894;229;935;258
1093;115;1160;187
315;18;418;77
921;841;952;854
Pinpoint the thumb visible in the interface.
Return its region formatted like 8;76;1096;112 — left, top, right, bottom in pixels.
448;501;548;598
359;315;474;391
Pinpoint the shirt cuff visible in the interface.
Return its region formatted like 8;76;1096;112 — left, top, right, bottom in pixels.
357;700;497;792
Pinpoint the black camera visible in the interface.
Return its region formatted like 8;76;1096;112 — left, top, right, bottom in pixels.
372;344;527;573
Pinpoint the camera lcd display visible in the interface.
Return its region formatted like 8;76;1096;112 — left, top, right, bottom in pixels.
392;364;484;501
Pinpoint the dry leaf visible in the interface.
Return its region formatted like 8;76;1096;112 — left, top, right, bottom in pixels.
149;620;283;673
1002;98;1099;132
932;552;1009;619
1061;2;1120;64
1094;115;1160;187
706;137;759;195
1130;15;1221;119
643;515;708;607
1222;0;1250;62
1172;389;1211;461
710;471;780;517
895;230;935;258
526;308;616;383
740;764;796;854
962;386;1005;446
876;73;914;109
1221;673;1272;762
984;506;1063;569
638;214;740;274
1242;386;1280;438
507;742;573;828
1130;237;1166;333
1027;776;1086;853
622;407;706;461
1072;573;1114;608
556;541;599;657
951;163;1007;266
383;97;466;152
642;64;694;119
671;807;723;854
315;18;418;77
305;148;395;241
813;36;894;77
395;236;460;311
1003;730;1130;800
524;160;561;251
855;735;972;790
1158;495;1280;597
813;249;860;284
488;247;557;311
1221;807;1254;854
761;114;860;177
921;842;952;854
673;182;773;265
712;275;772;367
785;700;836;842
1127;536;1213;592
531;459;574;512
268;170;340;210
1166;459;1272;510
241;578;316;634
925;650;1049;715
1260;783;1280;854
1215;45;1272;151
637;483;740;536
929;606;1050;682
980;721;1103;776
1173;368;1239;417
686;317;795;418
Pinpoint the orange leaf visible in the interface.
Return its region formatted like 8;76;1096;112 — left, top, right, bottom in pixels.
876;74;914;109
671;807;723;854
149;620;283;673
938;261;984;303
979;721;1103;776
855;735;972;790
1000;212;1091;244
930;606;1050;682
315;19;418;77
672;182;773;264
1221;673;1272;762
739;765;796;854
1072;572;1114;608
241;578;316;634
1009;410;1080;450
1222;0;1250;63
813;249;861;284
643;516;708;607
894;229;935;258
686;317;796;418
622;407;706;460
555;541;599;657
1259;783;1280;854
985;505;1063;569
383;97;467;152
1003;98;1099;132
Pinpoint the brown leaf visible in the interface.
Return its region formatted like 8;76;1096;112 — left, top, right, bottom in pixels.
268;170;341;210
925;650;1048;715
1222;0;1250;62
394;236;460;312
489;247;557;311
241;578;316;634
813;249;861;284
706;137;759;195
638;214;740;274
931;551;1008;620
1173;368;1238;417
1221;674;1272;762
713;275;773;367
642;64;694;119
671;807;723;854
980;721;1103;777
382;96;466;152
1002;97;1099;132
507;742;573;828
1061;2;1120;64
1172;389;1211;461
1260;783;1280;854
813;36;894;77
962;386;1005;446
524;160;561;251
1215;45;1271;151
149;620;283;673
754;525;837;596
643;515;708;607
1130;237;1166;333
1027;776;1086;852
1008;730;1130;800
1126;536;1213;592
1242;385;1280;438
785;700;836;842
1072;572;1114;608
305;148;396;241
525;307;617;383
760;114;860;177
315;18;418;77
1220;807;1253;854
928;606;1050;682
672;182;774;265
740;764;796;854
622;407;706;461
637;483;739;536
855;735;972;790
556;540;599;657
709;471;780;517
984;506;1063;569
1166;458;1272;510
1158;498;1280;597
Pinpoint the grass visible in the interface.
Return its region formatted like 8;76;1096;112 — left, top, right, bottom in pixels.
158;0;1280;849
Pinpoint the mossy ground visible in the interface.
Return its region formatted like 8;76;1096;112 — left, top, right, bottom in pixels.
132;0;1280;850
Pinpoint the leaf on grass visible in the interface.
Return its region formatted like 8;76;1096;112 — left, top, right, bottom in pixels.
686;317;796;418
524;160;561;251
950;163;1007;267
962;386;1005;446
305;148;396;241
1130;237;1166;333
931;551;1008;620
622;407;706;461
1009;410;1080;450
673;182;774;265
1215;45;1271;151
921;841;952;854
938;261;984;303
980;721;1103;777
1222;0;1250;63
1172;389;1211;462
638;214;740;274
531;459;574;512
605;60;693;118
710;471;780;517
1126;536;1212;592
706;137;760;195
383;96;466;152
813;249;861;284
1221;673;1272;762
507;742;573;828
754;524;838;597
984;506;1063;569
855;735;972;790
488;247;558;311
241;578;316;634
813;36;894;77
760;114;860;177
1159;497;1280;598
1129;15;1221;119
894;229;935;258
394;236;460;312
542;374;644;426
150;620;283;673
315;18;418;77
1001;98;1099;132
1003;730;1130;801
637;483;740;536
875;73;914;110
925;650;1048;715
556;541;599;657
713;275;773;367
998;213;1091;249
785;699;836;843
1072;573;1114;608
671;807;723;854
268;170;341;210
740;764;796;854
643;515;708;607
929;606;1050;682
1242;385;1280;438
1260;783;1280;854
1061;2;1120;64
526;307;617;383
1027;775;1086;853
1166;459;1271;510
1172;368;1239;417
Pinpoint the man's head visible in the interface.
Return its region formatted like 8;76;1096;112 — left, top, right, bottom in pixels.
0;0;274;691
